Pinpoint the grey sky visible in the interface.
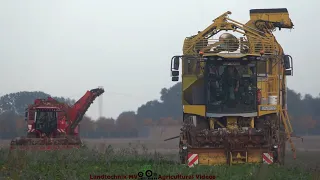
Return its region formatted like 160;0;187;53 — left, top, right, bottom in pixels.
0;0;319;120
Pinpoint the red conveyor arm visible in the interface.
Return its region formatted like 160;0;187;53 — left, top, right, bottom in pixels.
67;88;104;133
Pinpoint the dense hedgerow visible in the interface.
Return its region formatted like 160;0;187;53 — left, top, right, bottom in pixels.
0;144;314;180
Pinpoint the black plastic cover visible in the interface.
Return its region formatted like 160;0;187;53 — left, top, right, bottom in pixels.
250;8;288;14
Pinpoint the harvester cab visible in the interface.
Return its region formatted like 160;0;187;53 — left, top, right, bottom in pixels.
10;87;104;151
167;8;297;166
33;107;60;137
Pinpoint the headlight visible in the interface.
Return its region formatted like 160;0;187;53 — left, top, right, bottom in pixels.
273;145;278;148
182;145;187;150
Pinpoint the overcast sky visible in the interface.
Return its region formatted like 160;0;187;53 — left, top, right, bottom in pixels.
0;0;319;120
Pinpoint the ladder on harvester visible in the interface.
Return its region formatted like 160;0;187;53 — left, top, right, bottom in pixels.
267;74;297;159
280;108;296;159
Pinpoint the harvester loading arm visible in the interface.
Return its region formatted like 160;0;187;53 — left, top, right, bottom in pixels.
67;88;105;134
182;9;293;57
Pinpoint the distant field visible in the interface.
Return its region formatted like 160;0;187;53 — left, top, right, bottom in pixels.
1;130;320;179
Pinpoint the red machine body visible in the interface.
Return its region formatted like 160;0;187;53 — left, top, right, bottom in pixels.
10;87;104;151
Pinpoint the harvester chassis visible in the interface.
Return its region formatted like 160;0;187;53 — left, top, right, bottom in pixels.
178;114;286;165
10;135;82;151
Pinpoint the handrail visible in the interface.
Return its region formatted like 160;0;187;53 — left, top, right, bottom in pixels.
184;38;275;56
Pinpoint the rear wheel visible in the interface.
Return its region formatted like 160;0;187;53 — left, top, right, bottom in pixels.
278;132;286;165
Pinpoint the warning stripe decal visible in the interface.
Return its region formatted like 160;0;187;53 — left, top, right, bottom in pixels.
262;152;273;164
187;153;199;167
57;129;65;133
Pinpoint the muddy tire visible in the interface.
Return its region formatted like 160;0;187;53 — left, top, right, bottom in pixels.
179;154;186;164
278;132;286;165
179;150;187;164
179;139;187;164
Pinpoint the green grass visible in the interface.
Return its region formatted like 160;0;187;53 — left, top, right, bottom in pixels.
0;144;315;180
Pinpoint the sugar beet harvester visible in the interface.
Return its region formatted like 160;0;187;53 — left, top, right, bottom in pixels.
166;8;299;166
10;87;104;151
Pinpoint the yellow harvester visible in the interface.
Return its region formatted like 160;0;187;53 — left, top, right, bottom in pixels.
167;8;297;166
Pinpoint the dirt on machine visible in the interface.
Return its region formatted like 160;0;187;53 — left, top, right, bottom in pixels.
9;87;104;151
165;8;303;166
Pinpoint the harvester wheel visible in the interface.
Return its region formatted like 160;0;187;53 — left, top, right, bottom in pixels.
179;152;187;164
179;140;187;164
278;132;286;165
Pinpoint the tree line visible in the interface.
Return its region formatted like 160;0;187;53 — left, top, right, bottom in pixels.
0;82;319;139
0;111;182;139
